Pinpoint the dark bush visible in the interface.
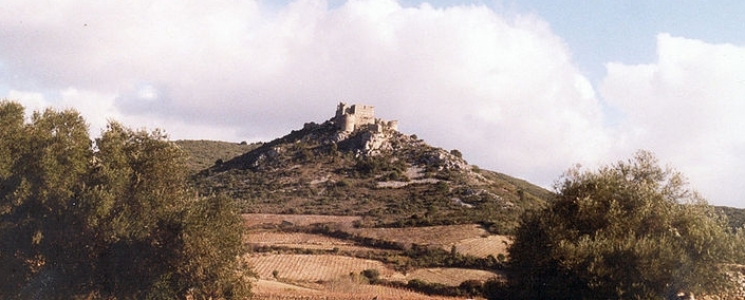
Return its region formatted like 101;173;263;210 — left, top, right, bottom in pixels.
508;151;737;299
361;269;380;283
0;102;250;299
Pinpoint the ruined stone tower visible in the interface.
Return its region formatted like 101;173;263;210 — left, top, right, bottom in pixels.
334;102;398;133
335;102;376;132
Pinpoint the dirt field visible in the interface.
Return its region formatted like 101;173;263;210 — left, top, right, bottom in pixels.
404;268;502;286
247;253;501;285
449;235;511;258
246;231;353;246
243;215;504;299
348;224;488;246
247;254;397;282
243;213;361;228
251;278;461;300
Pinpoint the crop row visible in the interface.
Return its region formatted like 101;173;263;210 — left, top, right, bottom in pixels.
247;254;393;282
247;253;501;286
243;213;361;228
348;224;488;246
447;235;511;258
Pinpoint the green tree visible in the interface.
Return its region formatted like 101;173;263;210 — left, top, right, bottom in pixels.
507;151;736;299
0;101;25;178
0;104;93;298
0;101;29;293
84;122;193;298
178;194;251;298
0;101;250;299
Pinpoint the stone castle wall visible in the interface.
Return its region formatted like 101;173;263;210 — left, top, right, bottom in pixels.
335;102;397;133
349;104;375;126
336;103;383;132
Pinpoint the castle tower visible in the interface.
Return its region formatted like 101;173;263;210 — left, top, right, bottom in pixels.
388;120;398;131
336;102;349;118
341;113;356;132
349;104;375;126
334;102;394;133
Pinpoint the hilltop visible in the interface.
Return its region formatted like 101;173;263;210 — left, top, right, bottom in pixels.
175;139;262;173
184;103;552;233
174;103;745;299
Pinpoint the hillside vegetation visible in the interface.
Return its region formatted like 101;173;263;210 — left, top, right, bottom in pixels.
509;151;745;299
716;206;745;230
188;117;552;234
173;109;555;298
177;106;745;299
175;139;261;173
6;100;744;299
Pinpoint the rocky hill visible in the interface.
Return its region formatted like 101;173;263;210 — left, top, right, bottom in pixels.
185;103;553;234
174;139;261;173
177;104;745;299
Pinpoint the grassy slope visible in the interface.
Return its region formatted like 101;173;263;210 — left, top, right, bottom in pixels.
177;133;745;299
177;136;745;233
175;140;261;174
715;206;745;230
180;120;554;234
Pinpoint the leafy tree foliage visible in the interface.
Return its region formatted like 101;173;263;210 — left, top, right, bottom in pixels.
0;101;249;299
507;151;737;299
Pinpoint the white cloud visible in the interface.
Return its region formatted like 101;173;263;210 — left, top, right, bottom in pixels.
7;88;118;135
601;33;745;207
1;0;613;199
7;90;47;115
3;1;743;208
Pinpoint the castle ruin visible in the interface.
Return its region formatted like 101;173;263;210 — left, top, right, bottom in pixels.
335;102;398;133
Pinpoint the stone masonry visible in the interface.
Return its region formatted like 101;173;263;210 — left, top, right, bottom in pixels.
334;102;398;133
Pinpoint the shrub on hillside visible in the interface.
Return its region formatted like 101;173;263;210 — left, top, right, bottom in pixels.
360;269;380;283
508;151;738;299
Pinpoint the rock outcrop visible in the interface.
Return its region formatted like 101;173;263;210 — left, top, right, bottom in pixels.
213;102;467;174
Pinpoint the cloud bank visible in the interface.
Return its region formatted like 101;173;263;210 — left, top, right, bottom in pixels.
601;33;745;207
1;0;744;207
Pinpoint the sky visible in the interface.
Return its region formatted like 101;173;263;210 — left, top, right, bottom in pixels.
1;0;744;208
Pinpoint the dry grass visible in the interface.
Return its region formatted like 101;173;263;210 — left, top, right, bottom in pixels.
247;254;397;282
247;254;456;299
251;279;321;295
243;214;361;228
243;219;509;299
251;278;464;300
402;268;503;286
262;243;389;253
248;253;501;286
448;235;512;258
349;224;488;246
246;231;352;245
245;231;386;252
321;277;462;299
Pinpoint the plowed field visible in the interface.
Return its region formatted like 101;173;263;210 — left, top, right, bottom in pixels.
449;235;511;258
349;224;488;246
404;268;502;286
247;254;396;282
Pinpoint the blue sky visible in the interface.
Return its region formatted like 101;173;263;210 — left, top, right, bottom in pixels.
267;0;745;83
1;0;744;207
402;0;745;84
514;0;745;81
